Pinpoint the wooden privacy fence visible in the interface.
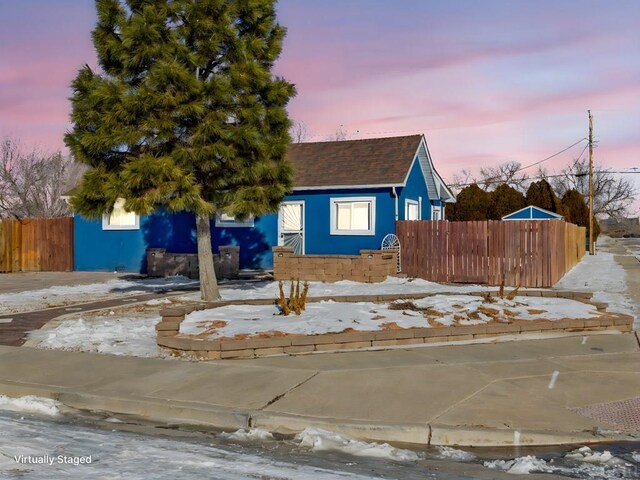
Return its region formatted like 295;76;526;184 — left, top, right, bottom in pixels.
397;220;586;288
0;217;74;273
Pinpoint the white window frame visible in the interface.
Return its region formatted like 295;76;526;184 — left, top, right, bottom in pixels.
215;212;255;228
431;205;442;220
330;196;376;236
405;199;420;221
101;198;140;231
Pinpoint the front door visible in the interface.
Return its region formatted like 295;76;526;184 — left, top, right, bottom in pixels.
278;201;305;254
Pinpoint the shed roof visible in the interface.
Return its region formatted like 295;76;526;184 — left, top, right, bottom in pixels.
502;205;564;221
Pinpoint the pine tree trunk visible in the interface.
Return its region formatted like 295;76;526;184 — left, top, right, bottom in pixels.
196;213;221;301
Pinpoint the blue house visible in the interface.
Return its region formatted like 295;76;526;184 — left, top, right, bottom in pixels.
502;205;564;221
72;134;455;273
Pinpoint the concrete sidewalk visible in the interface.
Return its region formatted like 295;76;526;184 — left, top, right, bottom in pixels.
1;333;639;446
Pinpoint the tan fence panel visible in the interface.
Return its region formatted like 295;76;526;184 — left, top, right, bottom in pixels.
0;219;22;273
0;217;73;273
397;219;585;288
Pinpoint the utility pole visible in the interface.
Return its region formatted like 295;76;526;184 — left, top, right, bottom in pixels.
588;110;594;255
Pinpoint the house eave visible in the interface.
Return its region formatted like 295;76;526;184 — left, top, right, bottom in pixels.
292;183;402;192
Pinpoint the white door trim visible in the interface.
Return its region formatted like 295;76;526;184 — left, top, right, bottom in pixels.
278;200;305;254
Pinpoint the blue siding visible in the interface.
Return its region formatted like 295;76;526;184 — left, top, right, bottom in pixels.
73;159;445;272
398;157;431;220
74;210;276;272
212;214;277;269
287;188;396;257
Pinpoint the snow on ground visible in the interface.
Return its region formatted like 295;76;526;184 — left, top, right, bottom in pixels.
0;413;387;480
484;455;555;475
219;428;274;442
483;446;636;478
435;446;476;462
0;276;197;315
0;395;61;417
295;428;422;462
181;295;600;339
27;314;168;358
555;236;635;317
177;276;489;304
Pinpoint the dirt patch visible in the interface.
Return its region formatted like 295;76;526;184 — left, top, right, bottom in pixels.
388;301;422;311
478;306;500;317
381;322;402;330
527;309;547;315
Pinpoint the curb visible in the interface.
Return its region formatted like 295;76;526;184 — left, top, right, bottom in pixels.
428;424;635;447
0;380;635;447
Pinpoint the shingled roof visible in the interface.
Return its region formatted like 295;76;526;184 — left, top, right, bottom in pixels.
286;135;423;188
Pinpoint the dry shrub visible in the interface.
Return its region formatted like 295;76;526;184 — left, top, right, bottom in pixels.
423;307;444;317
372;315;387;321
277;279;309;316
506;286;520;300
481;292;495;303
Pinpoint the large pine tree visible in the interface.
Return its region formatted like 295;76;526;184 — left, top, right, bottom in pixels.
66;0;296;300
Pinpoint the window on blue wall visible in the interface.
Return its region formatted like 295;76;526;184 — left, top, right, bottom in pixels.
330;197;375;235
215;212;255;228
405;199;420;220
102;198;140;230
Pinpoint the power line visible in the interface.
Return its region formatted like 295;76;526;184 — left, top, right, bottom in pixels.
514;138;587;173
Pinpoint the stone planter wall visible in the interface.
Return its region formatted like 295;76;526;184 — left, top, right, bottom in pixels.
156;290;635;360
273;246;397;283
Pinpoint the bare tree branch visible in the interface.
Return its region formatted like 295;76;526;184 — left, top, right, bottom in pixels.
0;138;85;219
551;157;637;217
290;120;309;143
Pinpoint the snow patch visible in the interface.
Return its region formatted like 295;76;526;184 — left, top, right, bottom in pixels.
219;428;274;442
564;446;623;465
27;316;166;358
145;298;173;306
0;275;197;315
0;395;61;417
295;428;422;462
484;455;555;475
435;446;475;461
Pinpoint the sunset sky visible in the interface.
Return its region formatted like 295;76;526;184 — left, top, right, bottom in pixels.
1;1;638;209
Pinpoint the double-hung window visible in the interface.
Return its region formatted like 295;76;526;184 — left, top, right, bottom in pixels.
330;197;375;235
102;198;139;230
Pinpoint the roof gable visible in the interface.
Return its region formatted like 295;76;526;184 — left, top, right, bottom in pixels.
502;205;564;220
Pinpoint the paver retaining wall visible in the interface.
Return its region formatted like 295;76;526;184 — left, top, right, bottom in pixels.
272;246;397;283
156;290;634;360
